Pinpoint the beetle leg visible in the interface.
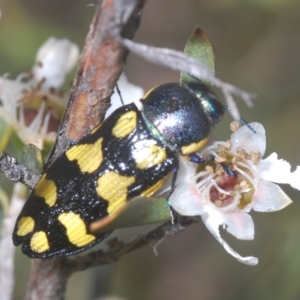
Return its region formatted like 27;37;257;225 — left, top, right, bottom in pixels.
166;157;179;224
220;162;237;178
189;153;237;177
188;153;214;164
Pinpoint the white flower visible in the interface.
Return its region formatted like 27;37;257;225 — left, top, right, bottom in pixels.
0;37;79;148
170;122;295;266
32;37;79;89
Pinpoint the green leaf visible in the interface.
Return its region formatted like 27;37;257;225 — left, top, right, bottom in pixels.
181;26;215;85
0;120;13;152
0;186;10;213
20;144;44;175
90;196;171;233
10;130;26;152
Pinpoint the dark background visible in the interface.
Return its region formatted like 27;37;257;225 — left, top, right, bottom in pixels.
1;1;300;299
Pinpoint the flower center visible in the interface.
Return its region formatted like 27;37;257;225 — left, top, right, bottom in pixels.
196;141;261;212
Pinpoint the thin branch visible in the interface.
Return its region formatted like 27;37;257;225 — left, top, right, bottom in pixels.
48;0;146;165
116;38;255;120
0;152;39;190
25;1;146;299
65;216;200;274
25;258;69;300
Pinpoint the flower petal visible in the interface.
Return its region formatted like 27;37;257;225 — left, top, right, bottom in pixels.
0;76;28;114
219;210;254;240
252;179;292;212
289;166;300;190
202;211;258;265
260;153;300;190
231;122;266;156
33;37;79;89
260;153;292;183
169;182;205;216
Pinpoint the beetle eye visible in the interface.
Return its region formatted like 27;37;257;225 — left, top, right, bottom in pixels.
200;96;225;125
187;82;224;125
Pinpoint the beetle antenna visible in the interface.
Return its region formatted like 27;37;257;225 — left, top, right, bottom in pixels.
223;105;256;134
239;117;256;133
115;83;125;106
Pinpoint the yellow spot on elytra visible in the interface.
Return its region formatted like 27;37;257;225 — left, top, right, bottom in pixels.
34;174;57;207
112;111;137;138
96;171;135;214
30;231;50;253
17;216;35;236
181;136;210;155
66;137;103;173
141;178;167;197
58;212;96;247
133;143;166;169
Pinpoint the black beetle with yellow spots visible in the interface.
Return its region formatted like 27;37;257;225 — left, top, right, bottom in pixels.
13;81;224;258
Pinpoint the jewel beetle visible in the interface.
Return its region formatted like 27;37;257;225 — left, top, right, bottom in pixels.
13;81;224;258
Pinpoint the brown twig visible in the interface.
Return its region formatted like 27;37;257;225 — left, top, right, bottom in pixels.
25;258;70;300
48;0;146;165
25;1;146;299
65;216;200;274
